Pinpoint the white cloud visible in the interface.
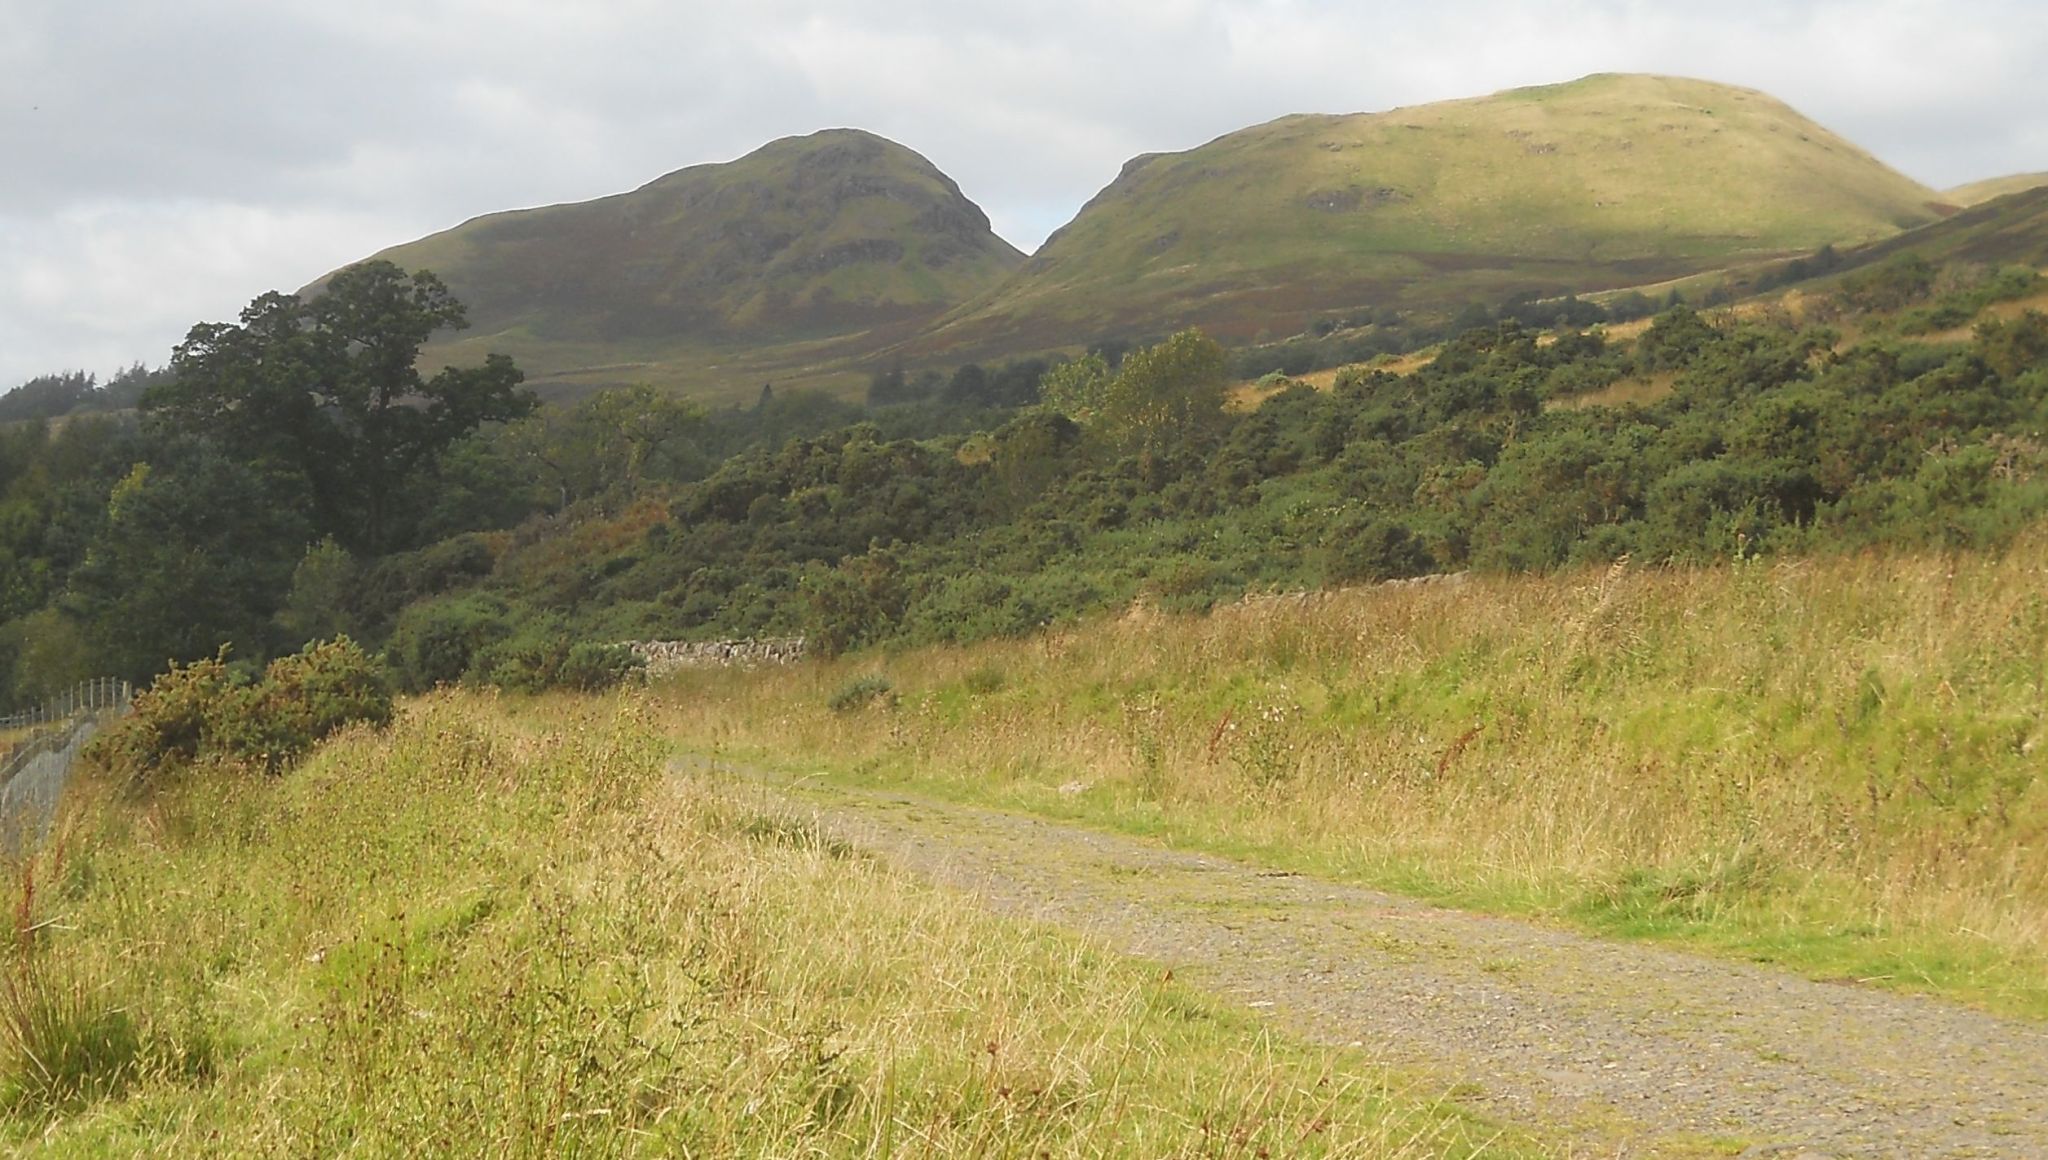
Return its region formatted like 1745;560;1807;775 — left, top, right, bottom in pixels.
0;202;425;389
3;0;2044;386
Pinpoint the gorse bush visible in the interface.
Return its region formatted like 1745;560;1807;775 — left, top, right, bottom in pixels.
86;637;392;785
384;595;643;693
86;652;233;780
212;638;396;770
471;636;644;694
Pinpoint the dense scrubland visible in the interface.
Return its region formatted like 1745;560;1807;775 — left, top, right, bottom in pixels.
371;257;2048;670
0;220;2039;705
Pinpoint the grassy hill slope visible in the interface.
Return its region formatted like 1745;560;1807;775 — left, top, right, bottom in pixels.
1621;183;2048;316
336;130;1025;402
922;74;1944;355
1947;172;2048;207
1858;183;2048;268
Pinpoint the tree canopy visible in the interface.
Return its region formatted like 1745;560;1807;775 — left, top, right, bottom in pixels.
1040;329;1227;453
145;261;536;553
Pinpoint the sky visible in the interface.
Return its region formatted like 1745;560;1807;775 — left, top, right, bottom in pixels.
4;0;2045;390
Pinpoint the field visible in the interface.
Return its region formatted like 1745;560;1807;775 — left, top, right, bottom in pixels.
0;695;1523;1155
653;533;2048;1019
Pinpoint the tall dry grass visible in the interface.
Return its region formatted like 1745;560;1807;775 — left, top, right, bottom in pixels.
655;533;2048;1015
0;693;1519;1155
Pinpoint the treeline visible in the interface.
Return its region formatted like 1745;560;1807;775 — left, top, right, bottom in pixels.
0;365;169;424
0;256;2044;702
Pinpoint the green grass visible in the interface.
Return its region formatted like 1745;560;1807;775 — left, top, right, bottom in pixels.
0;693;1533;1155
651;536;2048;1021
1799;185;2048;287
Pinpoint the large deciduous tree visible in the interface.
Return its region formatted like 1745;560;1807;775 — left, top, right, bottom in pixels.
504;383;706;510
69;449;315;683
1038;329;1228;455
146;261;536;554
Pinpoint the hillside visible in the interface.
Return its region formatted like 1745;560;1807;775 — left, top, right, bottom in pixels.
1948;172;2048;207
1833;183;2048;270
336;130;1024;402
920;73;1945;356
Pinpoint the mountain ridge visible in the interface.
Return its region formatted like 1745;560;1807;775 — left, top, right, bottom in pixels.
323;73;2016;399
916;73;1946;357
323;128;1024;401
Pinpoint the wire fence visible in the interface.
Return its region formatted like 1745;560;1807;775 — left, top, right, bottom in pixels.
0;679;134;857
0;677;133;732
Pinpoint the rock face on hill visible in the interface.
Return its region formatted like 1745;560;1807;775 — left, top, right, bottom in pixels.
324;129;1024;394
924;74;1947;353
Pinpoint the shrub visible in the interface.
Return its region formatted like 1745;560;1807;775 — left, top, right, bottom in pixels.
218;638;395;770
82;651;236;785
383;594;513;693
85;638;393;786
827;675;895;713
472;635;644;694
557;642;644;691
1321;514;1434;585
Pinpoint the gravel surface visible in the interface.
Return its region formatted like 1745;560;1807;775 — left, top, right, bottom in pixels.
680;757;2048;1158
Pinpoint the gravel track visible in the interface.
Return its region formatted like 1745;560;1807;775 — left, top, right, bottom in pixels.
681;756;2048;1158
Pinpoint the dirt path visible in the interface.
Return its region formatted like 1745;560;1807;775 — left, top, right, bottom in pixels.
680;756;2048;1158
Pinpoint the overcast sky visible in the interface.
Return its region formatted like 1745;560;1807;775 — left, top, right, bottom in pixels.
4;0;2045;389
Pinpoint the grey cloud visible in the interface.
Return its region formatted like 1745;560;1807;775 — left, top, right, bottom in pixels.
3;0;2045;388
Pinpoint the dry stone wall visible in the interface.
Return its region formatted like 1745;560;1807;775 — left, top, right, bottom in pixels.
626;637;808;676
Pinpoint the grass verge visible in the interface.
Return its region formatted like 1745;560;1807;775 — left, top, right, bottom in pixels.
0;692;1525;1156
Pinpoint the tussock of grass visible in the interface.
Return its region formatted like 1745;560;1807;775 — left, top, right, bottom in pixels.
0;957;143;1115
658;533;2048;1017
3;694;1520;1155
